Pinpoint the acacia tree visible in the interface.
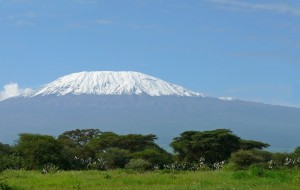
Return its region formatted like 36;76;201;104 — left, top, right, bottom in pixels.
58;129;102;169
88;133;159;153
58;129;102;146
239;140;269;150
117;134;159;152
87;132;120;152
171;129;241;165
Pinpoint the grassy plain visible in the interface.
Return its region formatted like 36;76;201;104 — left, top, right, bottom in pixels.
2;169;300;190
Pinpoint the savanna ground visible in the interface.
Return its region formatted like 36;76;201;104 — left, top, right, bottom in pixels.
2;169;300;190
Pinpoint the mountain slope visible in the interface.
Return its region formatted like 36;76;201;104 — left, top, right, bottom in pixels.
0;71;299;151
1;95;299;151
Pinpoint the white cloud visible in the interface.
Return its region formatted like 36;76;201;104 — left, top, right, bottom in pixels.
0;83;32;101
209;0;300;16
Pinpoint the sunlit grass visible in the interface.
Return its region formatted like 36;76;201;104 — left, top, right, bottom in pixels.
3;169;300;190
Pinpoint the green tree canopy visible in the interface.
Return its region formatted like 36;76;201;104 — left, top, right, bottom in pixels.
117;134;158;152
0;142;12;155
87;132;120;152
239;140;269;150
58;129;102;146
58;129;101;169
171;129;241;164
88;133;159;153
15;133;63;170
294;146;300;156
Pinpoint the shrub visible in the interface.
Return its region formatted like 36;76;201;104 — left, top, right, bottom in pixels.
0;181;12;190
230;150;271;169
271;153;291;168
41;163;60;174
270;153;300;169
125;159;151;171
0;173;12;190
132;148;173;167
249;164;265;177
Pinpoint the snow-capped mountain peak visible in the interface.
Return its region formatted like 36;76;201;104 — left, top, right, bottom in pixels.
26;71;204;97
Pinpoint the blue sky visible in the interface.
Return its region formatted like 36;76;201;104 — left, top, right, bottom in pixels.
0;0;299;107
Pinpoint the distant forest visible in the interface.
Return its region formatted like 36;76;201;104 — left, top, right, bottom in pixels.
1;129;299;172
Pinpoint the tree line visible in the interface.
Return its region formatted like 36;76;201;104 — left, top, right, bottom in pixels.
0;129;299;172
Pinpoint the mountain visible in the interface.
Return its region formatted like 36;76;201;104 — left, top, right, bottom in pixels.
1;71;299;151
25;71;203;97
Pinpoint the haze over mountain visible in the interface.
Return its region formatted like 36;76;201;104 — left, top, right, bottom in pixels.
1;71;299;151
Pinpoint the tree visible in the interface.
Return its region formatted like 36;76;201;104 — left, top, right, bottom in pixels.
58;129;101;146
58;129;101;170
294;146;300;156
88;133;160;153
0;143;12;155
15;133;63;170
87;132;120;153
171;129;241;165
239;140;269;150
117;134;158;153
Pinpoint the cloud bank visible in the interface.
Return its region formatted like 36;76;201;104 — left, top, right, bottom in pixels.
0;83;32;101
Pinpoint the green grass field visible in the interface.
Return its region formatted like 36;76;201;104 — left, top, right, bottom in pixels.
2;169;300;190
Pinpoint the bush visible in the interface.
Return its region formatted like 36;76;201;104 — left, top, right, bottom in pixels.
230;150;271;169
132;148;173;167
271;153;291;168
0;174;12;190
271;153;300;169
41;163;60;174
125;159;151;171
249;164;265;177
